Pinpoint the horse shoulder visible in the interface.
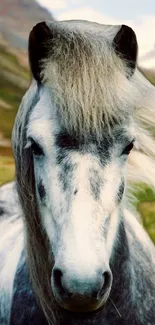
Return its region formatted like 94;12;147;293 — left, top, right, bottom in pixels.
0;212;23;325
10;252;48;325
124;209;155;324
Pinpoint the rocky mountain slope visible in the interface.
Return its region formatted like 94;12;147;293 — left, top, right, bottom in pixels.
0;0;54;146
0;0;54;49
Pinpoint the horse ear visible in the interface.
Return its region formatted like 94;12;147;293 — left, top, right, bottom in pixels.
113;25;138;76
28;22;52;81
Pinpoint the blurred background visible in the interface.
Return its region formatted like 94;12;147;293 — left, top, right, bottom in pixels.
0;0;155;241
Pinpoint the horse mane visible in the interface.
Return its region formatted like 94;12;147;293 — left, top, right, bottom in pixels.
127;71;155;191
41;21;137;138
40;21;155;189
41;21;155;189
12;21;155;324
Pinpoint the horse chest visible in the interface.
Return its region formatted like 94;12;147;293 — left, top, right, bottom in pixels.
9;251;153;325
9;256;127;325
10;252;48;325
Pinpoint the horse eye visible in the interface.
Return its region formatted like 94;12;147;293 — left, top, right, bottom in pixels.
122;141;134;155
31;140;44;156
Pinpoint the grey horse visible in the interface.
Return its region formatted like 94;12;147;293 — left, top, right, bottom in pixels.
0;20;155;325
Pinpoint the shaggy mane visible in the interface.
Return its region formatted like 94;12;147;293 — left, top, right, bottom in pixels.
39;21;155;189
41;21;137;138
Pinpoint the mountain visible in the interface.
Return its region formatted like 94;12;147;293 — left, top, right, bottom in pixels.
0;0;54;49
0;0;54;149
139;66;155;85
139;45;155;70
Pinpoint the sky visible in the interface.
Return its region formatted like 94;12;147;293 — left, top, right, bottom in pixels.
37;0;155;68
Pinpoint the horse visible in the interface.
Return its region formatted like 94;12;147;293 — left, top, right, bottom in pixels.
0;20;155;325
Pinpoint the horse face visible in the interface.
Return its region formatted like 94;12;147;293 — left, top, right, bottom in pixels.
26;87;135;312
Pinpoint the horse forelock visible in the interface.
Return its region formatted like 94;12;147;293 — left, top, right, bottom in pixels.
40;21;137;138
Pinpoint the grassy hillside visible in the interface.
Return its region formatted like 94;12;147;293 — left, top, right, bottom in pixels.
132;185;155;242
0;44;155;243
0;44;29;139
0;42;29;184
139;67;155;85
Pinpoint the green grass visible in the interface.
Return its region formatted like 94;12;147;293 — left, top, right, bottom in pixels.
0;107;17;139
139;201;155;242
0;44;30;138
0;76;25;105
0;45;30;80
131;183;155;204
0;156;15;186
128;184;155;242
140;67;155;86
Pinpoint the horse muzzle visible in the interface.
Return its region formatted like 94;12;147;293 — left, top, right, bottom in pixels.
51;265;112;312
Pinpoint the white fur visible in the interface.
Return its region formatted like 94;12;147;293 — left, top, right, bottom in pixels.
124;209;155;263
28;94;129;276
0;214;23;325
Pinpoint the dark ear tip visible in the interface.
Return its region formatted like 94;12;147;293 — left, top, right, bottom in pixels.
29;22;44;40
113;24;138;76
121;24;135;33
28;21;50;46
28;21;51;82
119;25;137;46
113;24;137;48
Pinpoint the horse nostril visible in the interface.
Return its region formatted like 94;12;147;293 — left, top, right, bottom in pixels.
53;268;65;294
53;268;72;298
91;288;100;298
99;271;112;298
53;267;112;303
53;268;62;287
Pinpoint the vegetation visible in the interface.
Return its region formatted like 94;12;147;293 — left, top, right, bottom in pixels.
0;43;28;187
0;45;29;138
131;184;155;242
0;156;15;185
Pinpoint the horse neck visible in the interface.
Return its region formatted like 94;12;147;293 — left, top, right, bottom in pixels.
109;216;134;314
110;216;130;275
